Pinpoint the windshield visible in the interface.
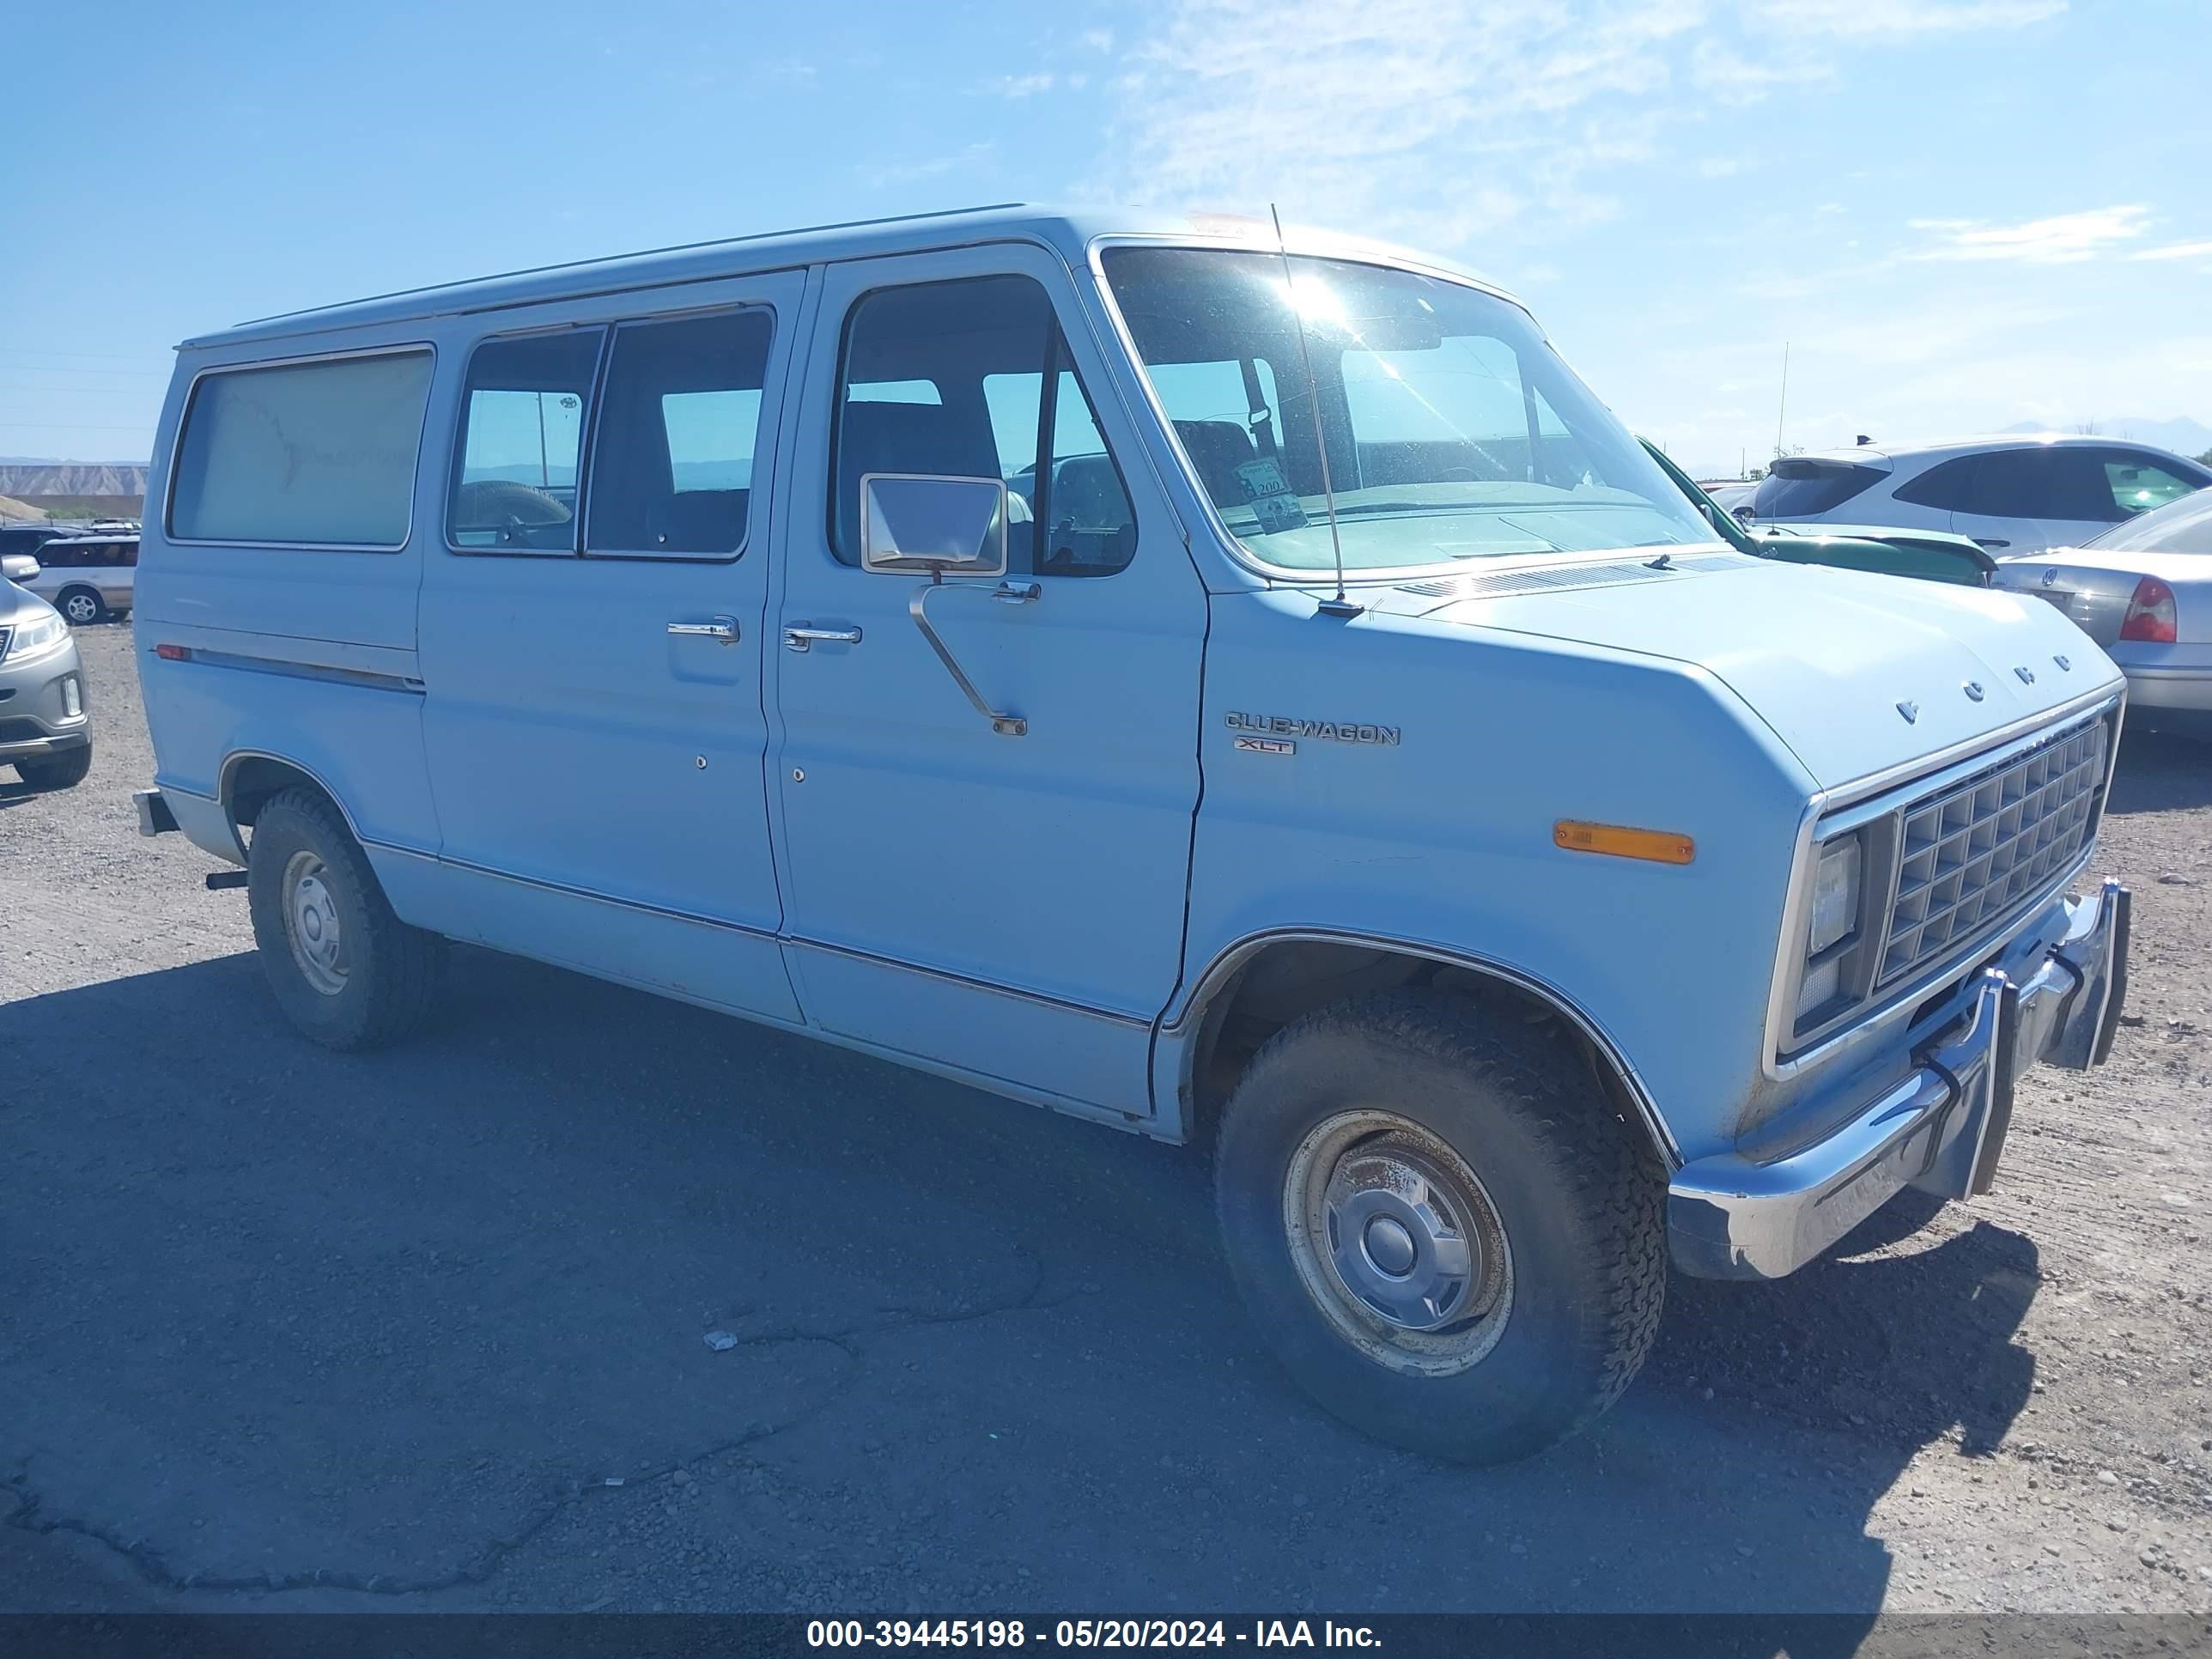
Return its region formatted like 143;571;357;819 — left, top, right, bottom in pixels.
1101;246;1715;573
2083;484;2212;554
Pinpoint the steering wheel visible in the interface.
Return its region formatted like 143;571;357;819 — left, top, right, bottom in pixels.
454;480;572;545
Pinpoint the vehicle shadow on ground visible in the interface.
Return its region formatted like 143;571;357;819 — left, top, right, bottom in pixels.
1;949;2034;1626
2107;729;2212;816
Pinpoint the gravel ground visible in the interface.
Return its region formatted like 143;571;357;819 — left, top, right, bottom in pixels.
3;623;2209;1619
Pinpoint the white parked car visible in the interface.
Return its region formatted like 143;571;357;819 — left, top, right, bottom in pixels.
1743;435;2211;556
1995;488;2212;738
21;532;137;623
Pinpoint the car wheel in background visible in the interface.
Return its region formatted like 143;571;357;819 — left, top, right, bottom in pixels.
57;586;108;625
14;744;94;791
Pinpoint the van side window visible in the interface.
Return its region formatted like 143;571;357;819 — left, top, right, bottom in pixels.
830;276;1134;576
169;349;434;548
448;329;605;554
586;308;774;560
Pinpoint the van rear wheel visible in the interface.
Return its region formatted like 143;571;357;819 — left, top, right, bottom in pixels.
246;787;446;1050
1213;990;1666;1464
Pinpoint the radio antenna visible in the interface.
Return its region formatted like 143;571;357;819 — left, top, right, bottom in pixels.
1272;204;1360;618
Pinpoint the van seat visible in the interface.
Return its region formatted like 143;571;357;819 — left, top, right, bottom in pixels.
1174;420;1261;505
659;489;749;554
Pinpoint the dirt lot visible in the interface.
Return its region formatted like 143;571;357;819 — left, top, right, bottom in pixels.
3;623;2209;1618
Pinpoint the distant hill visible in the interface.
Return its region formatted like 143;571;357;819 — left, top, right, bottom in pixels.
0;463;149;500
2001;416;2212;458
0;494;47;523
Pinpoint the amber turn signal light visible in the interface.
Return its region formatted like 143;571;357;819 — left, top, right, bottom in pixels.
1553;820;1695;865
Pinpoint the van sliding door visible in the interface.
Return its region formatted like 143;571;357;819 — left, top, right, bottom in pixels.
415;270;809;1023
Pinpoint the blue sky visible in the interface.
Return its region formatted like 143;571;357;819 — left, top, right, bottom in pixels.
6;0;2208;477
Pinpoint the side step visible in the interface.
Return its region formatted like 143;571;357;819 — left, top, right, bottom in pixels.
132;787;179;837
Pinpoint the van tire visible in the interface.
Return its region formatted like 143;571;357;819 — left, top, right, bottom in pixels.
15;743;92;790
1213;989;1666;1464
246;787;446;1051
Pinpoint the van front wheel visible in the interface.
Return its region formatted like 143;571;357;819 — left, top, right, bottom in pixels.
1213;990;1666;1464
246;787;446;1050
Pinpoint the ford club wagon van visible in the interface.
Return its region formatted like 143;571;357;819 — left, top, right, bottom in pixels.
133;206;2131;1462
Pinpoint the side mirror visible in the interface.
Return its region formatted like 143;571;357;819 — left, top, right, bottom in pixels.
2;554;40;583
860;472;1009;576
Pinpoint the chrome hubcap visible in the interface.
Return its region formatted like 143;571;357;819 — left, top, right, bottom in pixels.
282;850;349;995
1285;1112;1513;1376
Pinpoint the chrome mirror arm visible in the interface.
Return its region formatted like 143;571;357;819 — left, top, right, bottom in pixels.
908;579;1038;737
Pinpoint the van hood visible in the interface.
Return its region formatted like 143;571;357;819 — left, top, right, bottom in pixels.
1364;555;2120;790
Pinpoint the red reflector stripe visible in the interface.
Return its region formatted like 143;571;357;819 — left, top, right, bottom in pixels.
155;643;191;661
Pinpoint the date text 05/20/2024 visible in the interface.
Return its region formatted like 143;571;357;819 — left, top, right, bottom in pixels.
807;1620;1381;1649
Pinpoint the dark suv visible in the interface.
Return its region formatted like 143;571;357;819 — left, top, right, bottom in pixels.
0;523;70;561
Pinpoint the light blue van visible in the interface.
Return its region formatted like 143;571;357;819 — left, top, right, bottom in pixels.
133;205;2131;1462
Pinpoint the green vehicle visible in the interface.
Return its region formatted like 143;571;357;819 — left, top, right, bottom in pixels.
1641;441;1996;587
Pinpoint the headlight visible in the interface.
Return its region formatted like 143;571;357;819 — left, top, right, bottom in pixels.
1807;836;1862;956
1794;833;1864;1023
3;610;66;660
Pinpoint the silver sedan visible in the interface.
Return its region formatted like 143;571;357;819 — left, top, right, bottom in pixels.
1996;489;2212;738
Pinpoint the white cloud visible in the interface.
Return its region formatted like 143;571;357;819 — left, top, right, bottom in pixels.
1746;0;2064;33
2129;239;2212;262
1691;39;1828;104
1102;0;1707;244
979;72;1056;98
1097;0;2056;246
1906;204;2150;264
862;142;996;191
1077;27;1115;52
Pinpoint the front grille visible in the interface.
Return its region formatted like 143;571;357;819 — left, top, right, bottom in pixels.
1879;718;2107;986
0;628;10;659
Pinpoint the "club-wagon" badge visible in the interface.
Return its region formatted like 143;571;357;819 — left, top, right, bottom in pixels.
1225;711;1401;747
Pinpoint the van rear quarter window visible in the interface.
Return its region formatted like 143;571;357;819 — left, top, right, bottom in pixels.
167;349;434;547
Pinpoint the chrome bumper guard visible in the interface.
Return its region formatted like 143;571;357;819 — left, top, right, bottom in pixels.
1669;878;2130;1280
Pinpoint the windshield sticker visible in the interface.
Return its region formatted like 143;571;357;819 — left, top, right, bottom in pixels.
1235;457;1309;534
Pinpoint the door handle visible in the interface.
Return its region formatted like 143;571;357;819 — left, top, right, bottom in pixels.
1973;538;2010;550
784;623;864;653
667;616;741;643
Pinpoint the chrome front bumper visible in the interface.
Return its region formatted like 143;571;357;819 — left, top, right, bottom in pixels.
1669;878;2130;1279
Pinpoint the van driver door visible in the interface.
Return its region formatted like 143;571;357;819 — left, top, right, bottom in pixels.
767;246;1206;1121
